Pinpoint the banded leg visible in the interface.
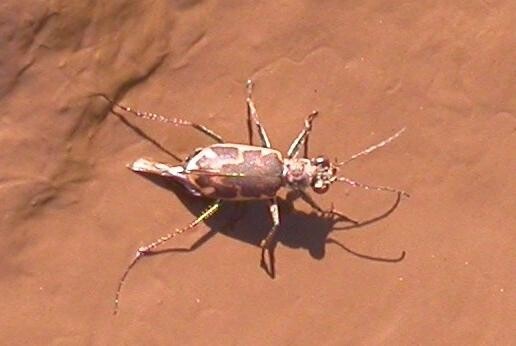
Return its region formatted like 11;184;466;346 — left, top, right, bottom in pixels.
299;191;358;224
287;110;319;158
113;201;221;314
134;203;246;254
260;198;280;278
246;80;272;148
154;229;218;254
100;94;224;143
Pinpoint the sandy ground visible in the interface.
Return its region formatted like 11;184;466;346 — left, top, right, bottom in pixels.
1;1;514;345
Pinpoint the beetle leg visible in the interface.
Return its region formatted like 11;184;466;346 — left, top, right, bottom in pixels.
113;200;221;314
156;229;218;253
299;191;358;224
260;198;280;278
246;80;272;148
287;110;319;158
246;81;254;146
166;202;246;252
99;94;225;143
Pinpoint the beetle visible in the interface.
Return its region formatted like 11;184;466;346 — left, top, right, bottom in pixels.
102;80;409;314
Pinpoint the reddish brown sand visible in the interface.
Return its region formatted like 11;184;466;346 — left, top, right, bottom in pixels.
1;1;514;345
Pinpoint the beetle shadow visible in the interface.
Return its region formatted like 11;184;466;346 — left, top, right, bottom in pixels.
109;108;184;162
275;193;405;262
133;172;406;277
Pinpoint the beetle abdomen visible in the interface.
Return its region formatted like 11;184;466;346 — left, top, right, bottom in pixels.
185;144;284;200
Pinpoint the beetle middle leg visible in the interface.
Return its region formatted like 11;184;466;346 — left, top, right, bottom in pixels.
246;80;272;148
287;110;319;158
113;200;221;314
260;197;280;278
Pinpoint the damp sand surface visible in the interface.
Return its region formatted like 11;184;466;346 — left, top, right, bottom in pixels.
0;1;514;345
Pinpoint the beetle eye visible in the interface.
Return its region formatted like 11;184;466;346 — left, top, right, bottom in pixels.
312;180;330;194
313;184;329;194
313;156;330;168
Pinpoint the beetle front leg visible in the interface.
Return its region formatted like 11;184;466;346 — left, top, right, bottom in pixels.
246;80;272;148
287;110;319;158
260;198;280;278
299;191;358;224
113;200;222;314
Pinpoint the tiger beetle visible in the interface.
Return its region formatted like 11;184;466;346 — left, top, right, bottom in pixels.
102;80;409;314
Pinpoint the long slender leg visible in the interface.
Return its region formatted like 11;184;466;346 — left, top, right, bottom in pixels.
98;94;224;143
246;83;254;145
287;110;319;158
260;198;280;277
113;201;221;314
146;229;218;254
246;80;272;148
303;134;309;158
299;191;358;224
142;203;247;254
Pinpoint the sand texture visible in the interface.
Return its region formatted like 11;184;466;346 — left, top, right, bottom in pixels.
0;1;514;345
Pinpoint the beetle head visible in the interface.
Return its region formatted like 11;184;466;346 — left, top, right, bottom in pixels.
310;155;338;194
283;156;338;193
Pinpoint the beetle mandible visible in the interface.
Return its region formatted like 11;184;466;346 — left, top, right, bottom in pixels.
103;80;409;314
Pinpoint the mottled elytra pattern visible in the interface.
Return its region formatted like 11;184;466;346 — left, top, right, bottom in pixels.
211;146;239;159
186;144;284;200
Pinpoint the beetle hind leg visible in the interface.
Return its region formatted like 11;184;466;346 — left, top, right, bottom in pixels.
99;94;225;143
113;201;221;314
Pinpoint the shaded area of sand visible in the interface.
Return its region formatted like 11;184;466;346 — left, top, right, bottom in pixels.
1;1;514;344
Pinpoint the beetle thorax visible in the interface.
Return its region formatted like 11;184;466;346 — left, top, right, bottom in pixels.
282;158;317;190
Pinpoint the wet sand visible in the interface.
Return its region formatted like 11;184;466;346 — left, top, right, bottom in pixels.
0;1;514;345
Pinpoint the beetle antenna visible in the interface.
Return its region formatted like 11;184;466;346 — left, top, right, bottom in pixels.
337;176;410;197
336;127;406;166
